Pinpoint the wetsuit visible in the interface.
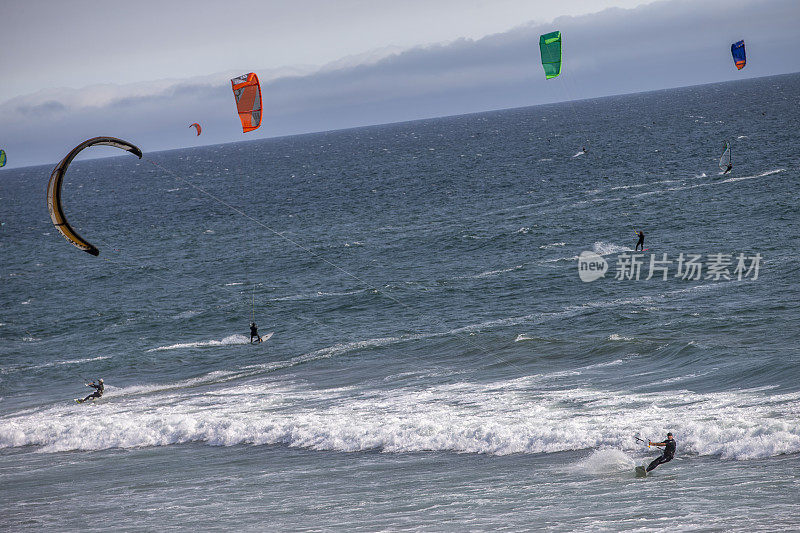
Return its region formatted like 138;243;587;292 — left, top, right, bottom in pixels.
646;437;676;472
250;324;261;344
635;231;645;251
80;381;104;403
724;164;732;174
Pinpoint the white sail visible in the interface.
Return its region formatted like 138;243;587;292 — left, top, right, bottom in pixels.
719;141;731;171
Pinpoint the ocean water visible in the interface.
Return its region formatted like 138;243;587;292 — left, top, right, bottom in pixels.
1;73;799;531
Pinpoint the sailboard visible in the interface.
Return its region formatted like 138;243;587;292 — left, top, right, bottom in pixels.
719;141;731;173
635;466;647;478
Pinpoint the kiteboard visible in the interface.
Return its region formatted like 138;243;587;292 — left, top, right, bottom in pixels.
74;398;96;405
635;466;647;478
251;332;274;344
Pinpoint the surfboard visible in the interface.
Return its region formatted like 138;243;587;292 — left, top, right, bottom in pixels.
635;466;647;478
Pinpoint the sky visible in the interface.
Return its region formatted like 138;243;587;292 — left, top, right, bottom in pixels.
0;0;798;168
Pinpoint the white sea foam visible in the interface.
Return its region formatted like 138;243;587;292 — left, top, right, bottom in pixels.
646;371;710;387
607;334;634;341
269;289;369;302
3;377;798;459
148;334;250;352
53;356;110;367
569;448;635;474
636;169;785;196
719;169;784;183
470;265;524;279
2;356;112;374
592;241;631;256
172;310;201;320
542;255;580;263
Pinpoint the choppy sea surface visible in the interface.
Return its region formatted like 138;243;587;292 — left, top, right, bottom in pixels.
2;73;799;531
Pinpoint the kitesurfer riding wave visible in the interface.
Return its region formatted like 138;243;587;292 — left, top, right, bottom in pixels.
250;322;262;344
78;378;104;403
647;432;676;472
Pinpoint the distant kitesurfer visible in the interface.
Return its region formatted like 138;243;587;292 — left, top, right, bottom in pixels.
646;432;676;472
635;229;645;251
582;146;587;153
250;322;262;344
723;162;732;174
78;378;104;403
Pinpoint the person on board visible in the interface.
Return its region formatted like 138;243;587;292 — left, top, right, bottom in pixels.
646;432;676;472
635;229;645;251
723;162;733;174
250;322;262;344
78;378;104;403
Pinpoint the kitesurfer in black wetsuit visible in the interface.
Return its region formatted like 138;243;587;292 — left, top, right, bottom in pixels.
723;163;732;174
635;230;645;251
250;322;261;344
647;432;676;472
79;379;104;403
